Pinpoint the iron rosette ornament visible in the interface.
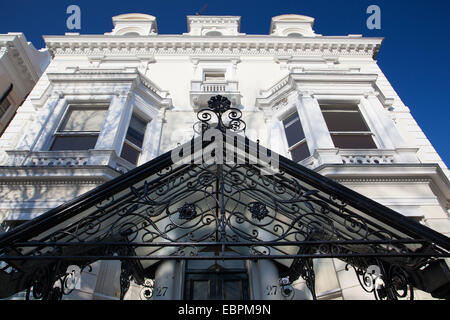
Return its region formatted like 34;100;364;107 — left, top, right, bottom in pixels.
194;95;246;134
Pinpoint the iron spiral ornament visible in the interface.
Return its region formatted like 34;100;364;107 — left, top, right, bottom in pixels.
194;95;246;134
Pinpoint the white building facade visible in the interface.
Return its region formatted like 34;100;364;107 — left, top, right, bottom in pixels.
0;14;449;301
0;33;50;140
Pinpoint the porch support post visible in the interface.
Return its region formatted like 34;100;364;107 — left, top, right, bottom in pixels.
257;260;283;300
153;260;184;300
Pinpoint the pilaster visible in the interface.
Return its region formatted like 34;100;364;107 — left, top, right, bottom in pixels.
140;108;165;164
95;92;131;154
297;91;340;164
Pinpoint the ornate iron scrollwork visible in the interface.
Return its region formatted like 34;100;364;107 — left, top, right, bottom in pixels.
25;263;92;300
1;95;449;301
345;263;383;296
194;95;246;133
120;260;134;300
301;258;316;300
378;264;414;300
345;260;414;300
287;242;317;300
286;257;316;300
25;265;53;300
118;246;139;300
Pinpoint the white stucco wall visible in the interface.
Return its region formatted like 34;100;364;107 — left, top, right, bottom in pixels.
0;14;448;301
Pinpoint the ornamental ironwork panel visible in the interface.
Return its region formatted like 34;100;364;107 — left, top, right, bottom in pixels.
0;95;449;300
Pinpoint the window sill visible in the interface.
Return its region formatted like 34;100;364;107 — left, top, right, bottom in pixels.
311;148;420;167
5;149;135;174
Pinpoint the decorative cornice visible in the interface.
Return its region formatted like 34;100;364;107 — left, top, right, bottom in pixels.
43;36;382;59
187;16;241;24
315;163;450;206
0;39;35;88
334;177;432;184
0;33;50;86
0;178;106;186
46;67;172;107
256;71;378;109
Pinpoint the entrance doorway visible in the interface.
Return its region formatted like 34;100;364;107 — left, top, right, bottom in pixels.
184;263;249;300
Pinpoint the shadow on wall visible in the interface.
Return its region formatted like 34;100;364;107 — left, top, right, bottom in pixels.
0;178;97;221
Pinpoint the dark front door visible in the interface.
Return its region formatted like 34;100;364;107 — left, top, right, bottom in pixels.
184;266;249;300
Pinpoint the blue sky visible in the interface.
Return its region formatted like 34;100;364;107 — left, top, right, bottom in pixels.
0;0;449;166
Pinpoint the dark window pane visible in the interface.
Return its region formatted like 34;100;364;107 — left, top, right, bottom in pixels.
120;142;140;164
126;115;147;148
204;72;225;81
322;111;370;132
0;98;11;117
50;135;98;151
331;134;377;149
283;113;306;147
223;280;242;300
192;281;209;300
291;142;311;162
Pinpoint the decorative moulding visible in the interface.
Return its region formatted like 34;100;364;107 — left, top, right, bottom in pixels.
185;16;244;36
316;163;450;206
256;71;379;109
45;67;172;108
43;36;382;59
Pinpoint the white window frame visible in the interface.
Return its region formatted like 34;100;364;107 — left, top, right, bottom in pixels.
280;109;313;163
119;111;150;166
47;103;110;151
203;69;227;82
318;100;380;150
116;94;156;167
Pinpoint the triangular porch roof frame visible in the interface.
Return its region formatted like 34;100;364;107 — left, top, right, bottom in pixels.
0;96;449;300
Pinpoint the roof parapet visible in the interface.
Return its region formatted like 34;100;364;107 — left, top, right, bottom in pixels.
184;16;245;36
270;14;317;37
107;13;158;36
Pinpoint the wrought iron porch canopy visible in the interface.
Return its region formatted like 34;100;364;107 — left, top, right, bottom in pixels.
0;96;449;300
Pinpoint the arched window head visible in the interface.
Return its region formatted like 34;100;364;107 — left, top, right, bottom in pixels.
205;31;223;36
